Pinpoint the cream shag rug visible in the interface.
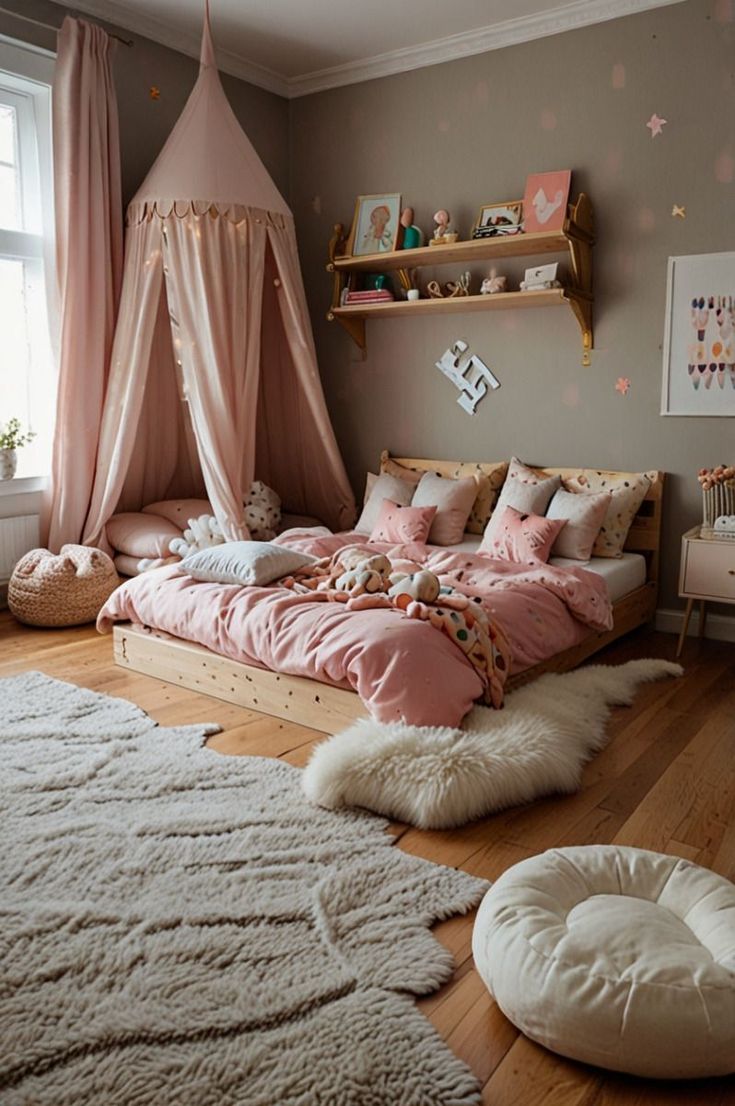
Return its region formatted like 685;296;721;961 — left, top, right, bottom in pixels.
303;659;683;830
0;672;487;1106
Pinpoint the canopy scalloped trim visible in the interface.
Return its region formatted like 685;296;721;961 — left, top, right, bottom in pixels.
126;200;290;228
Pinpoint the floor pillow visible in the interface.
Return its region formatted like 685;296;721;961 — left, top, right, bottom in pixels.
472;845;735;1079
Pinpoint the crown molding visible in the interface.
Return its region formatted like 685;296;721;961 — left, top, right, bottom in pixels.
286;0;685;97
52;0;684;101
51;0;291;98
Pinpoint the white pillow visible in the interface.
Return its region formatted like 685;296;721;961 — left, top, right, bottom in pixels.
545;488;612;561
354;473;415;534
182;542;316;587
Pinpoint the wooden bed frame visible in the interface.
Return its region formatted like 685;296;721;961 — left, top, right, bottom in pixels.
113;459;664;735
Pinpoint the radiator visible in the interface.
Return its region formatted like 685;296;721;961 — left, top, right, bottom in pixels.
0;514;40;581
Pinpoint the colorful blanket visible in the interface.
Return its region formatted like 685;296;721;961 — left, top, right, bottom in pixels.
280;549;511;708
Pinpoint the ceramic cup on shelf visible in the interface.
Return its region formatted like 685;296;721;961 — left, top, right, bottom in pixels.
0;448;17;480
407;289;420;301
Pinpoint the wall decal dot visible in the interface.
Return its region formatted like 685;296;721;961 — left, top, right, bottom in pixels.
149;86;160;100
672;204;686;219
715;150;734;183
540;109;557;131
714;0;734;23
638;208;655;231
611;63;626;89
646;113;666;137
437;118;450;133
615;376;631;396
474;80;490;106
604;146;623;175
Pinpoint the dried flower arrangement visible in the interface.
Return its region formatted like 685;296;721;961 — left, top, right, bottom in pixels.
697;464;735;529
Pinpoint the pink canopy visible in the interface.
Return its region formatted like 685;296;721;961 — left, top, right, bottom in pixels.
82;5;354;548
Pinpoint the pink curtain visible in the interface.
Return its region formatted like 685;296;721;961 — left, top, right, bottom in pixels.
44;16;123;551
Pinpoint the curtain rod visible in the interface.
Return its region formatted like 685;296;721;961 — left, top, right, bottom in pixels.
0;6;134;47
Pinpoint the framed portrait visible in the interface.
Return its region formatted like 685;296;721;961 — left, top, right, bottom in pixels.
521;170;571;234
345;193;401;256
472;201;523;239
661;251;735;416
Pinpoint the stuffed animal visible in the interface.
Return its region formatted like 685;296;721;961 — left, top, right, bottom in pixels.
334;551;392;596
388;570;441;605
246;480;281;539
169;514;225;559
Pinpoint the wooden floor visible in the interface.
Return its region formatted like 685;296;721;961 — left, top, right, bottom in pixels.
2;609;734;1105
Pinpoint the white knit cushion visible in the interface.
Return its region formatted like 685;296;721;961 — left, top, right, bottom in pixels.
472;846;735;1079
182;541;316;587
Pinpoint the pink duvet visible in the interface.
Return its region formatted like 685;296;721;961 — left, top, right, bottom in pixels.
97;529;612;728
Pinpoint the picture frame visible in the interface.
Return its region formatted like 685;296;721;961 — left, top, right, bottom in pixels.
521;170;571;234
661;251;735;417
472;201;523;239
345;193;402;256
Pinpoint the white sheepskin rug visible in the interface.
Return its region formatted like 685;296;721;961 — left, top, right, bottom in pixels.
302;659;683;829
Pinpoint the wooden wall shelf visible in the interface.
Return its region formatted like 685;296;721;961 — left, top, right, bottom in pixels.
326;193;595;364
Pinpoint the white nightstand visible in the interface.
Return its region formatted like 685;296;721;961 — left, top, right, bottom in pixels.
677;526;735;657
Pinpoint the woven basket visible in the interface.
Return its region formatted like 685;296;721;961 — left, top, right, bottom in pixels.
702;481;735;529
8;544;119;627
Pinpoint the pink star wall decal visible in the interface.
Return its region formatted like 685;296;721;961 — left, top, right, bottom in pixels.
615;377;631;396
646;113;667;137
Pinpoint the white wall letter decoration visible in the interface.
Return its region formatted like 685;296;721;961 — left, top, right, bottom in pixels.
435;340;500;415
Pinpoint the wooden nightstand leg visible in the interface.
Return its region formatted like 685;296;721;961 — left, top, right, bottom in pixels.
699;600;708;640
677;598;695;658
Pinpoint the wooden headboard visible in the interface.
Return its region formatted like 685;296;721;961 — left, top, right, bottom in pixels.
381;452;664;587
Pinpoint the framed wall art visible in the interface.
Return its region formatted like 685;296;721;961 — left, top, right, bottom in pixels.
345;193;401;256
661;251;735;416
521;170;571;234
472;201;523;239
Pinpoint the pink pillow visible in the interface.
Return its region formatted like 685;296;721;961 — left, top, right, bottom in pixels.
479;506;566;564
142;498;213;527
369;499;436;544
105;512;182;558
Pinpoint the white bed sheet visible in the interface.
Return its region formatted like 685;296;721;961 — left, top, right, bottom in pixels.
450;534;646;603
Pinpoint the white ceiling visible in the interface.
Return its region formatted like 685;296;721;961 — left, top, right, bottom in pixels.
54;0;684;98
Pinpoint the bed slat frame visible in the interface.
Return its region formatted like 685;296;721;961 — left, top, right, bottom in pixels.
112;458;664;735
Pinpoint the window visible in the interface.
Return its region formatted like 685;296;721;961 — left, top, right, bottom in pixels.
0;39;55;479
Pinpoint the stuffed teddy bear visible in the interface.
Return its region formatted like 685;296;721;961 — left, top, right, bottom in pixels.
334;551;392;596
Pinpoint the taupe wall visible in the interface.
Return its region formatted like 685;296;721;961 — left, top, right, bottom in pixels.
290;0;734;609
0;0;289;203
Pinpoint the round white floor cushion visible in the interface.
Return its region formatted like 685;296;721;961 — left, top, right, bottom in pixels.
472;845;735;1079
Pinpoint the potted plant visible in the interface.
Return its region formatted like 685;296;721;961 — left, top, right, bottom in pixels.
0;418;36;480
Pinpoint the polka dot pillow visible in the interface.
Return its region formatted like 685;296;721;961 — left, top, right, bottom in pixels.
562;470;653;557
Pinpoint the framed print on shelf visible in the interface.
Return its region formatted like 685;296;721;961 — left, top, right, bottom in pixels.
345;193;402;256
661;251;735;416
472;201;523;239
522;170;571;233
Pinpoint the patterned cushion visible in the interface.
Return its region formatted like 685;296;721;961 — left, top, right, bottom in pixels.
546;488;612;561
563;471;653;557
369;500;436;544
480;506;566;564
491;457;561;520
380;454;508;535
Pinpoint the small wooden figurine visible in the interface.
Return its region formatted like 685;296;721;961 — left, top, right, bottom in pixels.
430;209;459;246
399;207;424;249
